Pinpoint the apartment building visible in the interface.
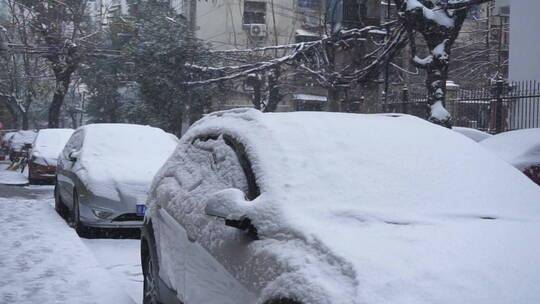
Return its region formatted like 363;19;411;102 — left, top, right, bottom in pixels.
193;0;382;112
497;0;540;81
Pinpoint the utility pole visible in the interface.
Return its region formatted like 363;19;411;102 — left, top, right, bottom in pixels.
189;0;197;33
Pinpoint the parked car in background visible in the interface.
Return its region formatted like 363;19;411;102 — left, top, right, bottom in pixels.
142;109;540;304
481;128;540;186
28;128;74;184
6;130;37;161
0;131;16;161
55;124;178;235
452;126;492;142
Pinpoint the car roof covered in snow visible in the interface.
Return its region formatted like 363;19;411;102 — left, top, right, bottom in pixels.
32;128;74;165
452;126;492;142
2;131;16;142
8;130;37;151
481;128;540;170
75;124;179;201
174;109;540;304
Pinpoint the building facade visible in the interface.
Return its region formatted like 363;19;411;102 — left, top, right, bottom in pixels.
499;0;540;81
192;0;381;112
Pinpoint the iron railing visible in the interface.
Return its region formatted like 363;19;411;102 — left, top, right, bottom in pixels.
380;80;540;134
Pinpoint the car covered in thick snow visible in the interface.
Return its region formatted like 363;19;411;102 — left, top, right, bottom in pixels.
28;128;74;184
0;130;16;160
6;130;37;160
55;124;178;234
452;126;492;142
141;109;540;304
481;128;540;186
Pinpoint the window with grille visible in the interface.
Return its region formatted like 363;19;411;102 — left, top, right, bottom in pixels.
243;1;266;24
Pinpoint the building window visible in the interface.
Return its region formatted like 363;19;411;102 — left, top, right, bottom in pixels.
467;4;480;19
243;1;266;25
298;0;320;10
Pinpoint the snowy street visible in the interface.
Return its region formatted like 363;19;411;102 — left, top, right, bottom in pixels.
0;176;143;304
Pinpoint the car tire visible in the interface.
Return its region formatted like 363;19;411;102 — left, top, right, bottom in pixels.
71;190;89;237
142;223;162;304
54;184;68;218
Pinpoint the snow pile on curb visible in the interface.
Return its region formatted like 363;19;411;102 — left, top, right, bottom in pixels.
0;195;135;304
0;161;28;185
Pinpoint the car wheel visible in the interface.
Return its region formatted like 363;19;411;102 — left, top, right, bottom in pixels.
71;190;89;237
142;232;161;304
54;184;68;218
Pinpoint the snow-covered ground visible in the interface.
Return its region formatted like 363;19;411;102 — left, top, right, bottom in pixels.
81;239;143;304
0;183;143;304
0;161;28;185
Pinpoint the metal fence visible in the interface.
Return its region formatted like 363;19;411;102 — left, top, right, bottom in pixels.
381;80;540;134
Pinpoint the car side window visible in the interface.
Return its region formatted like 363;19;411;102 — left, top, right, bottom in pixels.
190;135;250;196
62;131;84;159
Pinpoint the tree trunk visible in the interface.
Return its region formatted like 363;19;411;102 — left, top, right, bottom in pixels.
48;75;71;128
328;87;341;112
247;74;262;110
264;68;281;112
425;58;451;127
21;112;29;130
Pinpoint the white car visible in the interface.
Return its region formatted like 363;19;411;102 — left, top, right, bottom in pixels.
55;124;178;235
452;126;492;142
142;109;540;304
481;128;540;186
6;130;37;160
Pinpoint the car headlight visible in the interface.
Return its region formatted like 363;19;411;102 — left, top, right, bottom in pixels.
92;209;113;219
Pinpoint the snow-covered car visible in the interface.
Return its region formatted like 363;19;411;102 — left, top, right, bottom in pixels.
0;131;16;160
55;124;178;234
6;130;37;160
1;131;16;150
142;109;540;304
452;126;492;142
481;128;540;186
28;128;74;184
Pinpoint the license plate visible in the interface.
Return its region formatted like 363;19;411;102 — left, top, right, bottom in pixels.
136;204;146;216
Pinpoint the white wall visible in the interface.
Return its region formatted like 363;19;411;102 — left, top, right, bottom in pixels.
507;0;540;81
195;0;323;50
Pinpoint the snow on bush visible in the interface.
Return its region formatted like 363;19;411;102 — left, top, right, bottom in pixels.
31;128;74;166
149;109;540;304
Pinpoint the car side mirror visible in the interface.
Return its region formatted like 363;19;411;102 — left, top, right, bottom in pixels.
204;188;258;238
69;150;80;162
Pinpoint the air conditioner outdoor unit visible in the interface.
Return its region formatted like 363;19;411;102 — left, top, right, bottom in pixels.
249;24;267;37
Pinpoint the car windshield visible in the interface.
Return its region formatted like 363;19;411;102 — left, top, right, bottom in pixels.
82;124;178;162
